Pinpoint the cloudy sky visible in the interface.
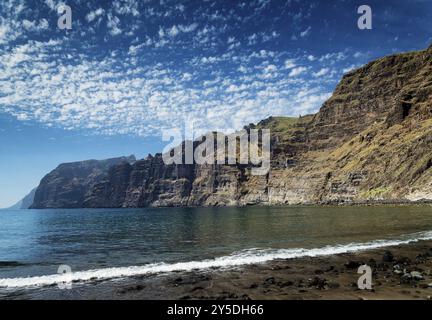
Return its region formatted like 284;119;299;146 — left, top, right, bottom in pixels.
1;0;432;207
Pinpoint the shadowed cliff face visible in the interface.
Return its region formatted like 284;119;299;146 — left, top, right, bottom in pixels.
31;46;432;208
31;156;136;209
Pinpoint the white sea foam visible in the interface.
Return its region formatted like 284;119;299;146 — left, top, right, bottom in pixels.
1;230;432;289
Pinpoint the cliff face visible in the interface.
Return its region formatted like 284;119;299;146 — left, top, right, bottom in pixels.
265;45;432;204
31;46;432;208
31;156;136;208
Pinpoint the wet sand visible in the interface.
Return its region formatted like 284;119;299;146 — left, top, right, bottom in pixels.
3;240;432;300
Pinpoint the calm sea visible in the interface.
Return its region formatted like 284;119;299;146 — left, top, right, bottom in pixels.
1;206;432;289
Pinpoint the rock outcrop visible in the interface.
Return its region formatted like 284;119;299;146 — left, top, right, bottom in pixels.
31;46;432;208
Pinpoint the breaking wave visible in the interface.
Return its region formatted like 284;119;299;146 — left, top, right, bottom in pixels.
1;230;432;289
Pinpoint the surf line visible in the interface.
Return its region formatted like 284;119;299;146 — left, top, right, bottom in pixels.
1;230;432;289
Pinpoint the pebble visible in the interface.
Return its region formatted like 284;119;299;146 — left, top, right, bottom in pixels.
264;277;276;285
410;271;424;280
383;251;394;262
328;282;340;289
345;261;361;269
396;257;411;265
401;273;412;284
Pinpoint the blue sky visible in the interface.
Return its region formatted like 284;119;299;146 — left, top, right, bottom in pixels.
1;0;432;208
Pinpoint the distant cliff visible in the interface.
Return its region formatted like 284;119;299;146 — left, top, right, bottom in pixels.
31;45;432;208
8;188;36;209
31;156;136;208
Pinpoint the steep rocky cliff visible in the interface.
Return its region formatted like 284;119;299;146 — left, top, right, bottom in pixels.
31;46;432;208
31;156;136;208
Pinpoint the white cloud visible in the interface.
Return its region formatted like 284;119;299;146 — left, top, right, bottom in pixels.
178;23;198;33
16;113;29;121
107;14;122;36
313;68;330;77
86;8;105;22
168;25;179;37
113;0;139;16
343;65;358;73
161;24;199;38
319;52;346;62
284;59;296;69
44;0;57;10
0;37;335;137
238;65;248;73
0;1;26;45
248;33;258;45
0;21;12;44
22;19;49;32
262;31;279;42
289;66;307;77
182;73;192;81
300;26;311;38
0;1;345;138
353;51;369;59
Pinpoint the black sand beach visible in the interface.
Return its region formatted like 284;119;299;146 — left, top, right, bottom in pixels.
3;240;432;300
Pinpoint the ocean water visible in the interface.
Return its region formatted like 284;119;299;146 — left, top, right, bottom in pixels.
1;206;432;289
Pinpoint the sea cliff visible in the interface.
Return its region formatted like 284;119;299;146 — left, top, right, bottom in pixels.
31;46;432;208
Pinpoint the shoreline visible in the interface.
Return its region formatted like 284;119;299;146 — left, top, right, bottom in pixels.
15;200;432;210
3;240;432;300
